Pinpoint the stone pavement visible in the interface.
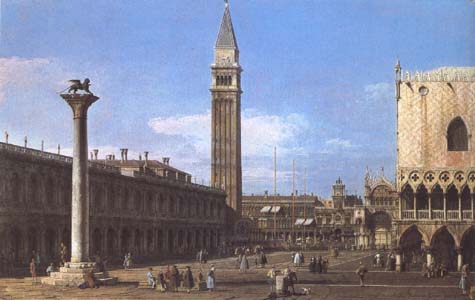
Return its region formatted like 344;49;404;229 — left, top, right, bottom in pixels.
0;250;471;300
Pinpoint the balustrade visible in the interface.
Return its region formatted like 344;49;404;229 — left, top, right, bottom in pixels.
447;210;459;220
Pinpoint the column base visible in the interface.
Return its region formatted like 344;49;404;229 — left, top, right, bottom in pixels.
41;262;117;287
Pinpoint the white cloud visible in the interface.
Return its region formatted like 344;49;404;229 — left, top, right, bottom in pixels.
325;138;357;148
0;57;68;105
147;109;308;158
363;82;393;103
147;109;309;189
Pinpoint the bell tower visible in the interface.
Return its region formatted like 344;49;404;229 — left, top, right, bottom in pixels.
210;1;242;218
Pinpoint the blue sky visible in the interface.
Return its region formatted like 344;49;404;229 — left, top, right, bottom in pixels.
0;0;474;198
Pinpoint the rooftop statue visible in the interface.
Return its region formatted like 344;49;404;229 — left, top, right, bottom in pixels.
67;78;92;94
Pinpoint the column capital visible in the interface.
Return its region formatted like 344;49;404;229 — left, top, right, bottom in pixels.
61;94;99;119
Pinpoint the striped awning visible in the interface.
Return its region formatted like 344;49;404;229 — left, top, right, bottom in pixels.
303;218;315;226
260;206;272;213
295;218;305;225
270;206;281;213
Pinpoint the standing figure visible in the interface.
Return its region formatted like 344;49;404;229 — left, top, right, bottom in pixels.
59;243;68;267
240;254;249;273
29;258;37;285
183;266;194;293
158;269;166;292
459;264;470;295
266;266;276;294
207;266;216;292
170;265;179;292
308;257;316;273
293;252;301;267
146;268;157;289
322;257;329;273
316;256;323;274
355;261;368;287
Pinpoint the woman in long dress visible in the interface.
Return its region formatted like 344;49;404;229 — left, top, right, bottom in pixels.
240;254;249;272
207;266;216;292
459;264;470;295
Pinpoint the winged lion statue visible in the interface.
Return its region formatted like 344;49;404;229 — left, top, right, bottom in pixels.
67;78;92;94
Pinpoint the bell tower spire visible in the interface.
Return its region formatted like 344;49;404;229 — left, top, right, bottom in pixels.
211;1;242;221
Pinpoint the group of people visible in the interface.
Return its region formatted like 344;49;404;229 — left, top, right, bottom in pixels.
421;261;448;279
123;253;133;270
146;265;216;293
266;265;298;296
308;256;329;274
291;252;305;267
235;245;267;271
196;249;209;264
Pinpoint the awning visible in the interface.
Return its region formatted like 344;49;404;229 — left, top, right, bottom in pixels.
270;206;281;213
260;206;272;213
295;218;305;225
303;218;315;226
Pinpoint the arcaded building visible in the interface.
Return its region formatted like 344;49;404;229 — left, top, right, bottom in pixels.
395;63;475;270
0;140;226;268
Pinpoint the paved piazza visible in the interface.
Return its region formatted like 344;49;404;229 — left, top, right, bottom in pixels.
0;250;470;300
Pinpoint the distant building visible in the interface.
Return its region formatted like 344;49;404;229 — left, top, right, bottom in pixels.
242;192;320;243
242;178;364;247
315;178;362;246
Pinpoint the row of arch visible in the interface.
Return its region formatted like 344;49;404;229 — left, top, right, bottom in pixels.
216;75;233;86
2;225;222;265
401;183;472;212
399;225;475;270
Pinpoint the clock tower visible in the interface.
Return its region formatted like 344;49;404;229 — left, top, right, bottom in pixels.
332;177;346;209
210;1;242;219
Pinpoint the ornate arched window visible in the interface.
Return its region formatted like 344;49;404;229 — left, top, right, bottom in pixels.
447;117;468;151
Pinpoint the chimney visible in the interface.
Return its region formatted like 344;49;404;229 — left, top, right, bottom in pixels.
162;157;170;165
139;153;142;161
93;149;99;160
124;148;128;161
58;144;61;155
90;152;93;160
24;136;27;148
176;172;179;181
41;140;44;152
112;154;116;160
120;149;125;162
4;131;8;144
144;151;149;167
264;190;268;197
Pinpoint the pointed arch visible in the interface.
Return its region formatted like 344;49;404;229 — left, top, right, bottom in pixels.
431;184;444;210
447;117;468;151
401;184;414;210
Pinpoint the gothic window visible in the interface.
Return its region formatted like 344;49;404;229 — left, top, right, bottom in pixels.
401;185;414;210
447;117;468;151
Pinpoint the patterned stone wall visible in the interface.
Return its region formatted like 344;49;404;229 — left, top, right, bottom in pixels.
398;80;475;170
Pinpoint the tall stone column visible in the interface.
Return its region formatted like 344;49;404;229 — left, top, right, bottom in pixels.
457;247;463;271
395;248;402;272
62;93;99;263
42;91;110;287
